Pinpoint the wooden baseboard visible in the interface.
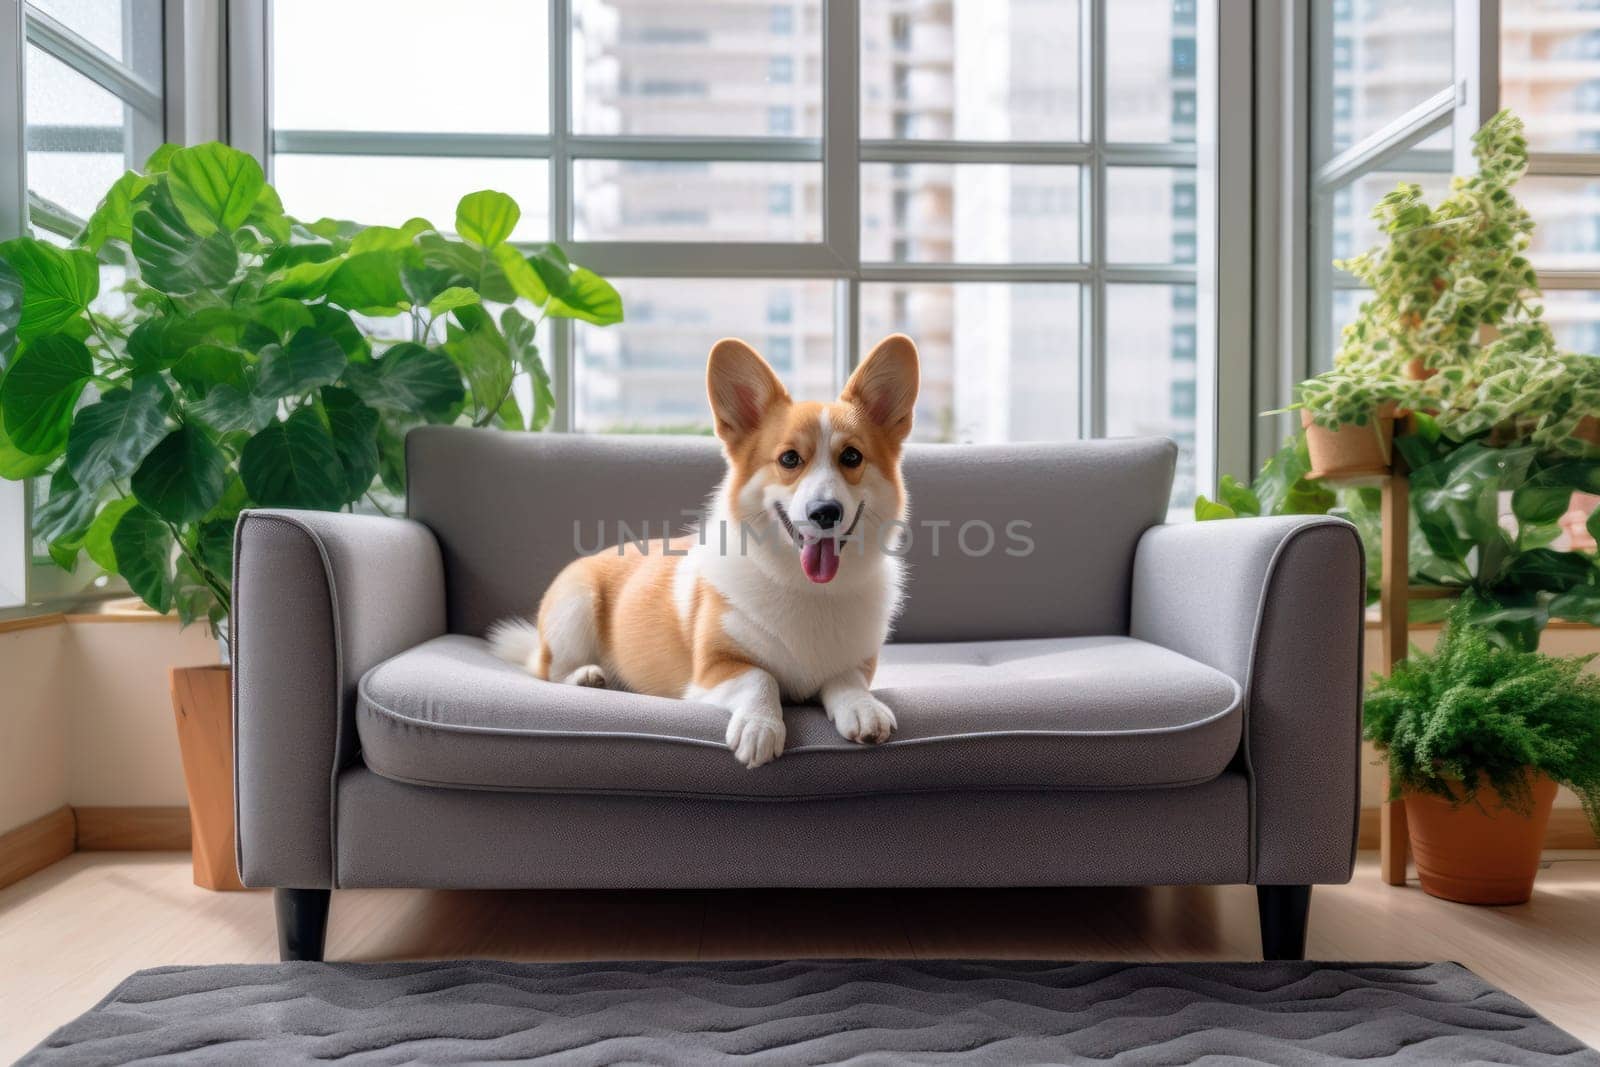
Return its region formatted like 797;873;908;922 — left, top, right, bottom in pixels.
73;806;191;851
0;807;76;890
1358;805;1598;850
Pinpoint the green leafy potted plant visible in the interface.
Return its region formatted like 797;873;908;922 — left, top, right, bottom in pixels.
0;141;622;888
1292;111;1548;478
1203;110;1600;652
1364;600;1600;904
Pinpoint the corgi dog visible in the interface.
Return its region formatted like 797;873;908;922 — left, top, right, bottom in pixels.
489;334;920;768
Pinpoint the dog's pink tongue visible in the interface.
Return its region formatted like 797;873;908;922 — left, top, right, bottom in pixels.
801;539;840;584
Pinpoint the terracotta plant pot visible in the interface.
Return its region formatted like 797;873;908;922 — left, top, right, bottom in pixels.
1302;404;1396;480
1574;414;1600;448
171;665;244;891
1403;774;1559;905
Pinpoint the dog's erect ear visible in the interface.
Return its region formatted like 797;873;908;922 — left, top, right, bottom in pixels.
707;338;790;444
842;334;919;441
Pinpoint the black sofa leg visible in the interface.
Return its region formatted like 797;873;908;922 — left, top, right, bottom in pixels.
1256;884;1311;961
275;888;331;962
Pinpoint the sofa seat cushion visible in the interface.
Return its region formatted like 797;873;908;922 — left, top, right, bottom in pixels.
356;635;1242;800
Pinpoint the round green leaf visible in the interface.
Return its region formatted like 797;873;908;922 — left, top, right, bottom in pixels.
66;379;170;491
416;233;516;304
325;250;408;313
78;170;151;254
170;344;247;394
34;466;97;545
84;494;138;572
0;238;99;341
343;342;464;420
0;419;56;477
0;333;93;455
239;411;346;510
425;286;482;317
143;144;177;173
527;246;623;325
503;307;553;430
131;422;227;523
194;517;236;580
0;256;21;363
167;143;266;236
257;327;347;398
110;503;174;614
191;382;277;434
132;188;238;294
455;190;519;247
322;386;380;503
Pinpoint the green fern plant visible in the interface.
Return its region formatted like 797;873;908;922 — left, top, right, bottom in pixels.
1364;599;1600;834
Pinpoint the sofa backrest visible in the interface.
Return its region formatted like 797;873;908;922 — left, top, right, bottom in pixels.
407;426;1176;642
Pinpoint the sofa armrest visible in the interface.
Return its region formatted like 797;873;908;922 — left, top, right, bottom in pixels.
1130;515;1365;885
233;509;446;888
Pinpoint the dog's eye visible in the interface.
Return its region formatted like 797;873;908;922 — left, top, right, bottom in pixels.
778;450;802;470
840;446;863;468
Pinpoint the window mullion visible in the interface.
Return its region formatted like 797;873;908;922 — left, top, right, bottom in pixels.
823;0;860;378
0;0;25;609
226;0;269;165
1451;0;1499;178
1083;0;1107;440
551;0;573;432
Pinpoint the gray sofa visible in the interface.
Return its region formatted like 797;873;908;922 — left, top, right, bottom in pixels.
233;426;1365;962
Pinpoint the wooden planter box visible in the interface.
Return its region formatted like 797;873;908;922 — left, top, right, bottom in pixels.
171;665;243;891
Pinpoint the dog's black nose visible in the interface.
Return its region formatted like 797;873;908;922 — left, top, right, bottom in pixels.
808;500;844;530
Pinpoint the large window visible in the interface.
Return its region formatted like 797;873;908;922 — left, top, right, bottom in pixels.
1;0;164;609
1310;1;1600;372
261;0;1216;506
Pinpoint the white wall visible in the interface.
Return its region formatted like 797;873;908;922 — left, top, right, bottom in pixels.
0;618;219;835
0;624;70;832
64;621;220;807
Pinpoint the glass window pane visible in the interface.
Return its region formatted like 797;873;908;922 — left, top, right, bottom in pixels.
859;283;1079;444
1330;170;1451;262
28;0;162;80
573;160;821;242
25;45;130;220
27;150;125;222
1503;0;1600;151
271;155;550;238
1521;176;1600;270
1106;0;1198;143
272;0;549;134
860;0;1080;141
1107;166;1198;264
572;0;822;137
1536;290;1600;353
861;164;1079;263
575;279;834;433
1315;0;1453;162
1106;284;1199;507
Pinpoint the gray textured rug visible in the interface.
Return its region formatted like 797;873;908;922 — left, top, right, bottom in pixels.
21;959;1598;1066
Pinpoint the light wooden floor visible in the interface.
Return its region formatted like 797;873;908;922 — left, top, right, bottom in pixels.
3;851;1598;1060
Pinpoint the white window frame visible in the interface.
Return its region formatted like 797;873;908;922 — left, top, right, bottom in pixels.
231;0;1255;496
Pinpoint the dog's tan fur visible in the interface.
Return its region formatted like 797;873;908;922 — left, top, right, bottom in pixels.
493;335;919;766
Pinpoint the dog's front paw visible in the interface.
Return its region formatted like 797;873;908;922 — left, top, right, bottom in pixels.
726;710;786;768
829;694;897;744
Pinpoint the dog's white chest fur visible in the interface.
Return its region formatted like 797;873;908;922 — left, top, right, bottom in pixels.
685;542;902;703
